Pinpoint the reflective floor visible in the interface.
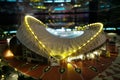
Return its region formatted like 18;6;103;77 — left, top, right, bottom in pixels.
1;48;119;80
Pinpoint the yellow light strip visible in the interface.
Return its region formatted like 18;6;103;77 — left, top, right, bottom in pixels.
24;15;104;59
24;15;50;56
62;22;103;59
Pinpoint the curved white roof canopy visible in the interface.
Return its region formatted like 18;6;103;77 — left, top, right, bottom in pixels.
16;15;106;59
